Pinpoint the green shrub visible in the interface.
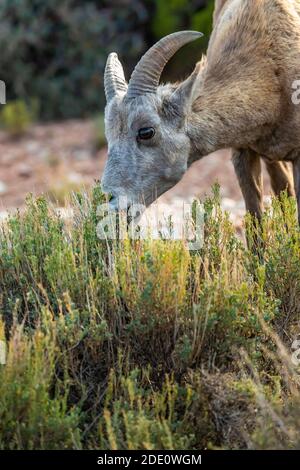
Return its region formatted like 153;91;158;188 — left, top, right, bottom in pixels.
0;316;81;449
0;100;37;136
0;0;150;120
0;188;300;449
0;1;213;120
99;370;195;450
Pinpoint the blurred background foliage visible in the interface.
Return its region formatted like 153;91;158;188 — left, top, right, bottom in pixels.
0;0;213;122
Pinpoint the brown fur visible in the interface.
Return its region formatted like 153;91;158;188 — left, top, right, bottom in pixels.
189;0;300;220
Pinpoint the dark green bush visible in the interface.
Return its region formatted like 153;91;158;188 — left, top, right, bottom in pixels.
0;99;38;135
0;0;149;120
153;0;214;80
0;0;212;120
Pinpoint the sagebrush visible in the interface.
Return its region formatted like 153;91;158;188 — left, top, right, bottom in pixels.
0;188;299;449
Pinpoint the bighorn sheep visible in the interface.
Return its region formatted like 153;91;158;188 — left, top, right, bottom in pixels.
102;0;300;224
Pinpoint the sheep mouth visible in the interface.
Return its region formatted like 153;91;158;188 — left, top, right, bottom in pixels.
108;196;120;211
107;187;168;214
108;195;145;216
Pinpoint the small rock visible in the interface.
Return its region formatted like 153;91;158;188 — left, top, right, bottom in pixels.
0;181;7;195
25;141;40;154
68;172;82;184
73;148;91;161
221;198;237;210
0;211;8;222
17;163;32;178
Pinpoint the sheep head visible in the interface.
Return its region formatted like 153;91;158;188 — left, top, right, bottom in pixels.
102;31;203;211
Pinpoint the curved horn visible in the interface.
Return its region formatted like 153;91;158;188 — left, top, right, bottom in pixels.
126;31;203;100
104;53;128;103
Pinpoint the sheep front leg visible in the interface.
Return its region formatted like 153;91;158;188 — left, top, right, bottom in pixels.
232;149;264;220
293;157;300;225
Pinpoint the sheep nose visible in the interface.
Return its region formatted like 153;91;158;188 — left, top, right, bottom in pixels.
101;175;112;195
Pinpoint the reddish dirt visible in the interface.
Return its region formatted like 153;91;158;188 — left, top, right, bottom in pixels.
0;120;106;211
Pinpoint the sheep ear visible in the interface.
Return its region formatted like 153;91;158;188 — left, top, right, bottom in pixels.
170;58;206;113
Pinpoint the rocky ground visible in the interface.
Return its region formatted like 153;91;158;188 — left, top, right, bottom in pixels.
0;119;273;230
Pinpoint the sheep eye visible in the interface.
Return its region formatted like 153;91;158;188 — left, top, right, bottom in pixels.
137;127;155;140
